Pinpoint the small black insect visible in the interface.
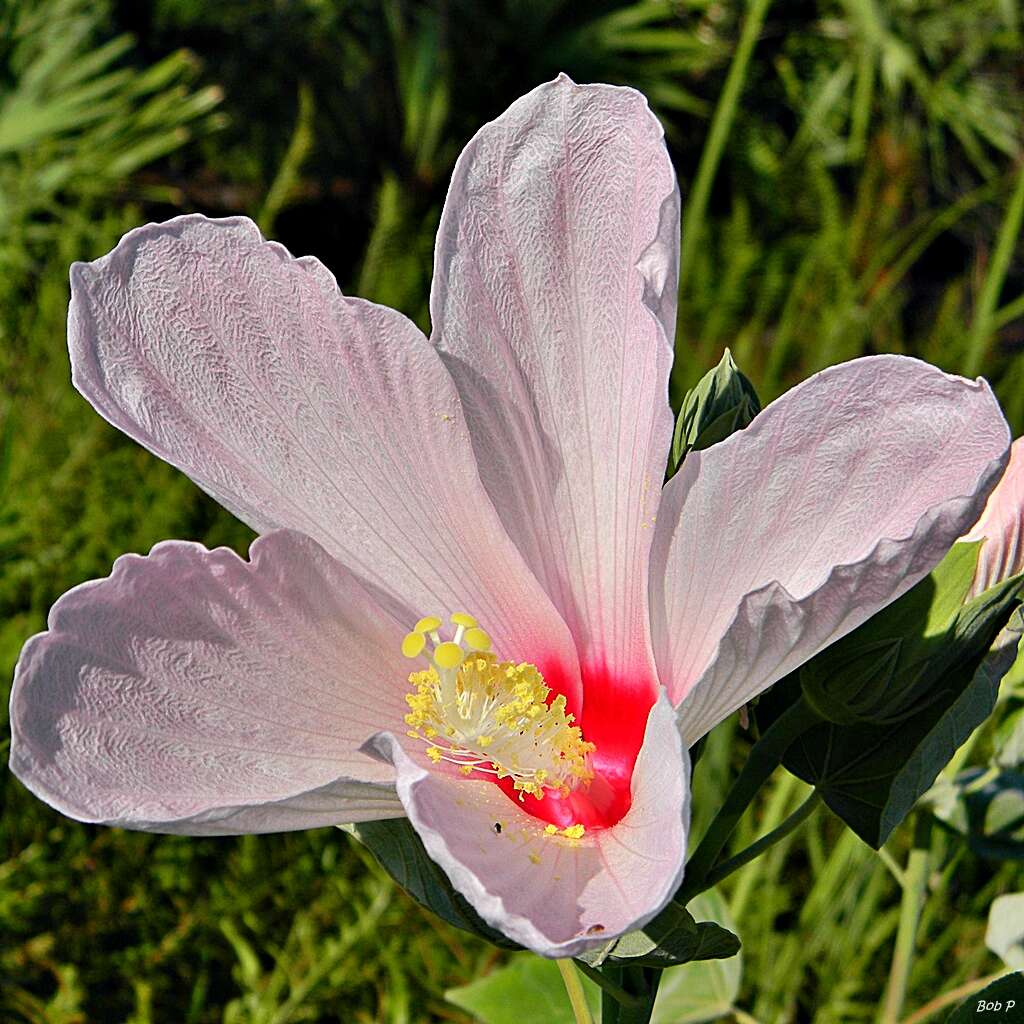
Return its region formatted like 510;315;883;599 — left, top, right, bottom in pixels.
493;822;502;834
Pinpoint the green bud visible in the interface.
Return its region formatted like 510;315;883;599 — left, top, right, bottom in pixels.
671;348;761;471
801;638;904;725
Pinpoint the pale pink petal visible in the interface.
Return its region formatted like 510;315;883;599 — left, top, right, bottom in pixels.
963;436;1024;595
363;692;689;958
9;530;413;834
650;355;1009;746
69;215;579;694
430;75;678;692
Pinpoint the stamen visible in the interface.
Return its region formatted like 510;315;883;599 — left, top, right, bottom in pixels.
544;823;586;840
401;632;426;658
401;611;595;803
464;627;492;652
433;642;465;670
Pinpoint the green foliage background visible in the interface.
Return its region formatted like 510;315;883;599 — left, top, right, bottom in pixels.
2;0;1023;1020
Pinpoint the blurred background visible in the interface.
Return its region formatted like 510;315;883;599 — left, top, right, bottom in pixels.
2;0;1023;1021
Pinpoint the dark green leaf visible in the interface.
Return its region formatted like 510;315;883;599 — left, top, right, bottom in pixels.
343;819;520;949
651;891;742;1024
798;542;983;727
577;893;739;969
945;972;1024;1023
671;349;761;471
756;557;1024;848
801;637;902;725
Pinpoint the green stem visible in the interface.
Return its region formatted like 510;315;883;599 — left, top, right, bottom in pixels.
599;965;661;1024
879;814;932;1024
965;160;1024;377
857;177;1004;306
573;961;644;1009
729;771;801;922
556;959;594;1024
732;1012;763;1024
699;791;821;892
257;81;315;236
991;290;1024;332
679;0;773;286
877;846;906;888
677;698;819;905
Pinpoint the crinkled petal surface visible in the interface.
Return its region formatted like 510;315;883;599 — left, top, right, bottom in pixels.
364;693;689;958
9;530;414;834
68;214;579;687
963;436;1024;595
650;355;1010;746
431;75;678;707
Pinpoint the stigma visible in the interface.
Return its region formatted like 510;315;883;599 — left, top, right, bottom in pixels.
401;613;595;803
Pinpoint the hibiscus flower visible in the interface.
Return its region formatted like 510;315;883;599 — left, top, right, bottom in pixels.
9;76;1010;957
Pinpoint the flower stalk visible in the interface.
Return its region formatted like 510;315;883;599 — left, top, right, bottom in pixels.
556;959;595;1024
677;698;820;905
699;790;821;892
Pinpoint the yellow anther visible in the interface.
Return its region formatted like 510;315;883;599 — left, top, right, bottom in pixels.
464;627;492;651
401;632;427;658
402;623;596;801
562;824;585;840
544;824;558;835
434;642;465;670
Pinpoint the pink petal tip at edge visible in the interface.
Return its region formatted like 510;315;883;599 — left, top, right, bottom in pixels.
8;73;1012;957
962;436;1024;596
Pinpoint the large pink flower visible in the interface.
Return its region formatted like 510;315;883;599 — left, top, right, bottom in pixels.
9;76;1011;957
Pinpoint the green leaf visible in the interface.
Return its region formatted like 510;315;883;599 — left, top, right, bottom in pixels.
994;700;1024;769
756;557;1024;848
987;894;1024;970
926;767;1024;860
651;891;743;1024
799;541;984;726
576;895;739;969
800;636;902;725
671;349;761;471
445;954;601;1024
342;819;520;949
945;972;1024;1023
